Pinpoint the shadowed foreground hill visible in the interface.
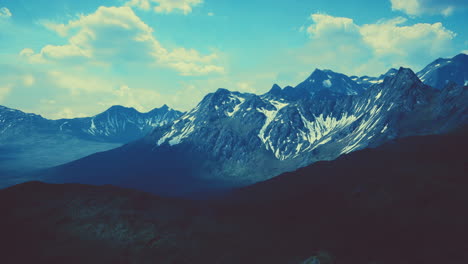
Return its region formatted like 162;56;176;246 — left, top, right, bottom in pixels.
0;128;467;264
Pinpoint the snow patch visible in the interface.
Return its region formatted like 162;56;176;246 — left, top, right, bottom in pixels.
257;100;289;158
88;118;97;135
59;121;68;131
322;79;332;88
157;113;196;146
227;95;245;117
375;91;382;100
381;124;388;133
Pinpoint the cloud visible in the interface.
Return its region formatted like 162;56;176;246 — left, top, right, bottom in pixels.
52;108;88;119
360;17;455;58
47;70;113;96
0;7;12;18
300;13;456;76
19;48;35;57
126;0;152;11
2;67;167;118
126;0;203;15
0;85;12;102
45;70;165;114
23;75;35;86
390;0;468;16
24;6;223;76
103;84;163;111
307;14;360;37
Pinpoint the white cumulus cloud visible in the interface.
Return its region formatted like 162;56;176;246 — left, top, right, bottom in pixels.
126;0;203;15
360;17;456;57
302;13;457;76
23;6;223;76
390;0;468;16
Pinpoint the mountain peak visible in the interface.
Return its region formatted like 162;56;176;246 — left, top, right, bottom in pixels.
417;53;468;89
389;67;423;87
268;84;282;95
105;105;137;113
453;53;468;61
215;88;231;94
380;67;429;97
309;68;329;77
396;67;418;78
384;68;398;76
293;68;365;97
148;104;178;114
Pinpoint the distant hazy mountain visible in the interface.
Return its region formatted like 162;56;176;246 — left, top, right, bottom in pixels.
0;104;182;143
41;57;468;195
351;68;398;88
2;129;467;263
0;105;182;178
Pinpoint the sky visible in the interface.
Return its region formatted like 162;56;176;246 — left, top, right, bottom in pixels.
0;0;467;119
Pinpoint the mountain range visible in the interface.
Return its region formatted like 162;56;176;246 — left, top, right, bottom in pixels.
0;104;182;143
0;105;182;185
34;53;468;196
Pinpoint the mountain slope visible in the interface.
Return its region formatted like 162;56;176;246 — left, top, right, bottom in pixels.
41;67;468;195
417;53;468;89
220;126;468;264
2;129;467;264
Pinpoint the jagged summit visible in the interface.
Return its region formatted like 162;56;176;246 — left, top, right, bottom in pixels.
101;105;139;116
214;88;231;94
265;68;365;100
269;84;282;94
394;67;420;81
417;53;468;89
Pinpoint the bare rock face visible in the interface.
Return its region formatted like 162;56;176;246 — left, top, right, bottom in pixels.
417;53;468;90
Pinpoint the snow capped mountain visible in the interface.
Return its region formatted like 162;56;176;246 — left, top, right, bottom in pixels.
271;69;365;100
0;105;182;143
0;106;55;140
47;65;466;195
417;53;468;89
294;69;365;96
39;55;468;196
152;68;456;167
57;104;182;142
0;104;182;175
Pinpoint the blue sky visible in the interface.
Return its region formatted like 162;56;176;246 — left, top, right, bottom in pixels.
0;0;467;118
